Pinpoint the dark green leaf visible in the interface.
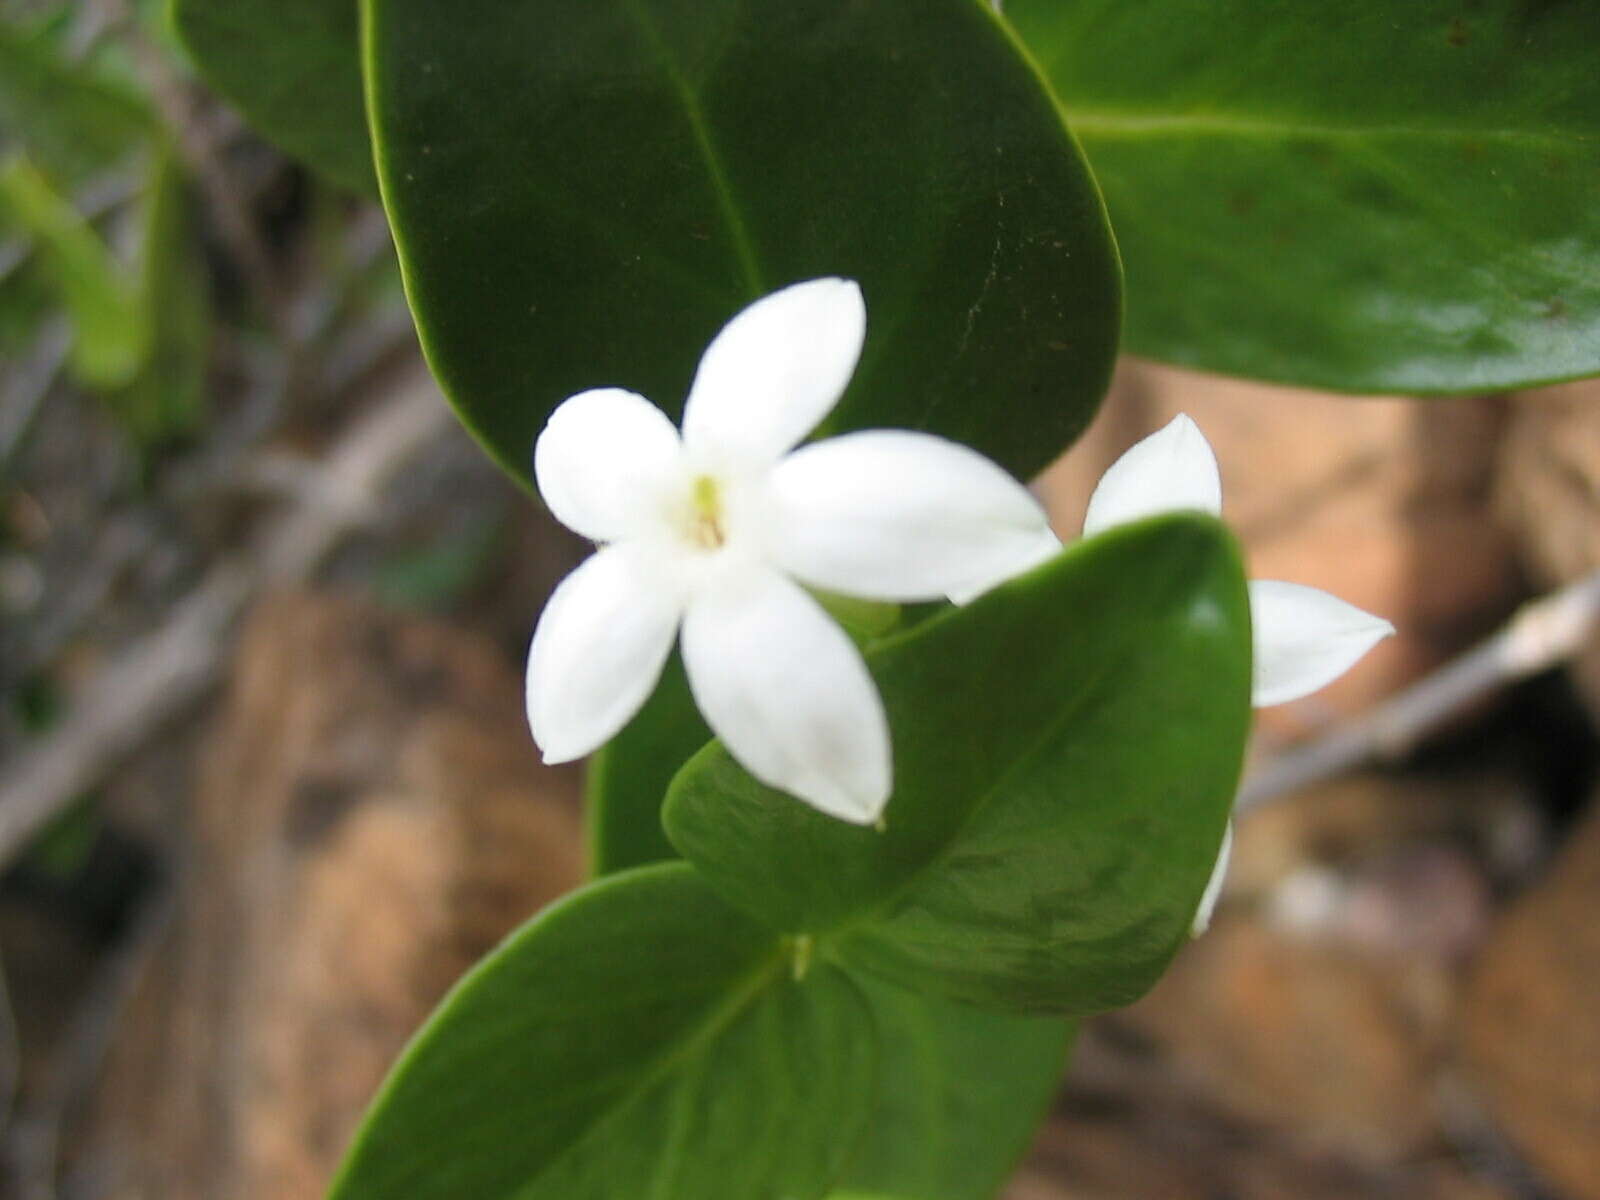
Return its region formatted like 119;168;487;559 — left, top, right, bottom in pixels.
837;977;1071;1200
170;0;374;193
329;861;877;1200
665;514;1250;1014
586;665;1070;1200
364;0;1120;491
1008;0;1600;393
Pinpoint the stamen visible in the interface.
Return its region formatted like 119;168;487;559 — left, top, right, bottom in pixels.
688;474;726;549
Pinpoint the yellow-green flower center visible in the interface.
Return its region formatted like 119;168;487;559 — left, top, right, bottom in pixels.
687;474;726;549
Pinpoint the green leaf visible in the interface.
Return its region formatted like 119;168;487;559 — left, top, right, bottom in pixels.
0;21;154;364
1007;0;1600;393
588;682;1069;1200
330;861;877;1200
0;147;210;448
815;593;904;645
113;147;210;448
665;514;1250;1014
837;978;1071;1200
363;0;1120;492
0;20;153;185
0;155;148;389
170;0;375;193
586;650;707;875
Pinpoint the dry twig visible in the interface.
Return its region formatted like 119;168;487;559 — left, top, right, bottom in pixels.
0;320;72;476
4;885;176;1200
1239;569;1600;811
0;374;453;866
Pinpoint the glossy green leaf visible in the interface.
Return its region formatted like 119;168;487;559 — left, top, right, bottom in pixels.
330;862;877;1200
1008;0;1600;393
836;978;1071;1200
665;514;1250;1014
0;156;147;389
588;688;1070;1200
170;0;374;193
364;0;1120;492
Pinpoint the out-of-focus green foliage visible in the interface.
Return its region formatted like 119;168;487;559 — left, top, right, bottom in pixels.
0;14;210;452
116;148;209;446
0;17;152;185
371;514;506;612
0;155;147;389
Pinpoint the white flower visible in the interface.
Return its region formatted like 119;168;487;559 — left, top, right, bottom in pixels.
525;277;1055;825
1080;413;1394;935
976;413;1394;933
1082;414;1396;710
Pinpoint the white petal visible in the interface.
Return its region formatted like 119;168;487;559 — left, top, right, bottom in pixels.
526;544;684;763
1082;413;1222;536
946;529;1063;605
1191;822;1233;937
681;278;865;466
534;388;684;542
766;430;1056;602
681;565;890;824
1249;579;1395;707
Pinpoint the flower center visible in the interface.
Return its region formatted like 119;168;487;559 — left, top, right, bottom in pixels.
686;474;727;550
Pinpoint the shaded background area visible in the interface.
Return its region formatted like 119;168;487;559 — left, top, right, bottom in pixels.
2;2;1599;1197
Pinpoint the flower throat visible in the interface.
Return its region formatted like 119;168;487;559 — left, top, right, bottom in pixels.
688;474;727;549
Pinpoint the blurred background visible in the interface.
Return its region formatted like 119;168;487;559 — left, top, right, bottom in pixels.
1;1;1598;1197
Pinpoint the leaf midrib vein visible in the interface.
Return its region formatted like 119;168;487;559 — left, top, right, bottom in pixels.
1064;106;1595;148
515;946;785;1199
620;0;764;298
